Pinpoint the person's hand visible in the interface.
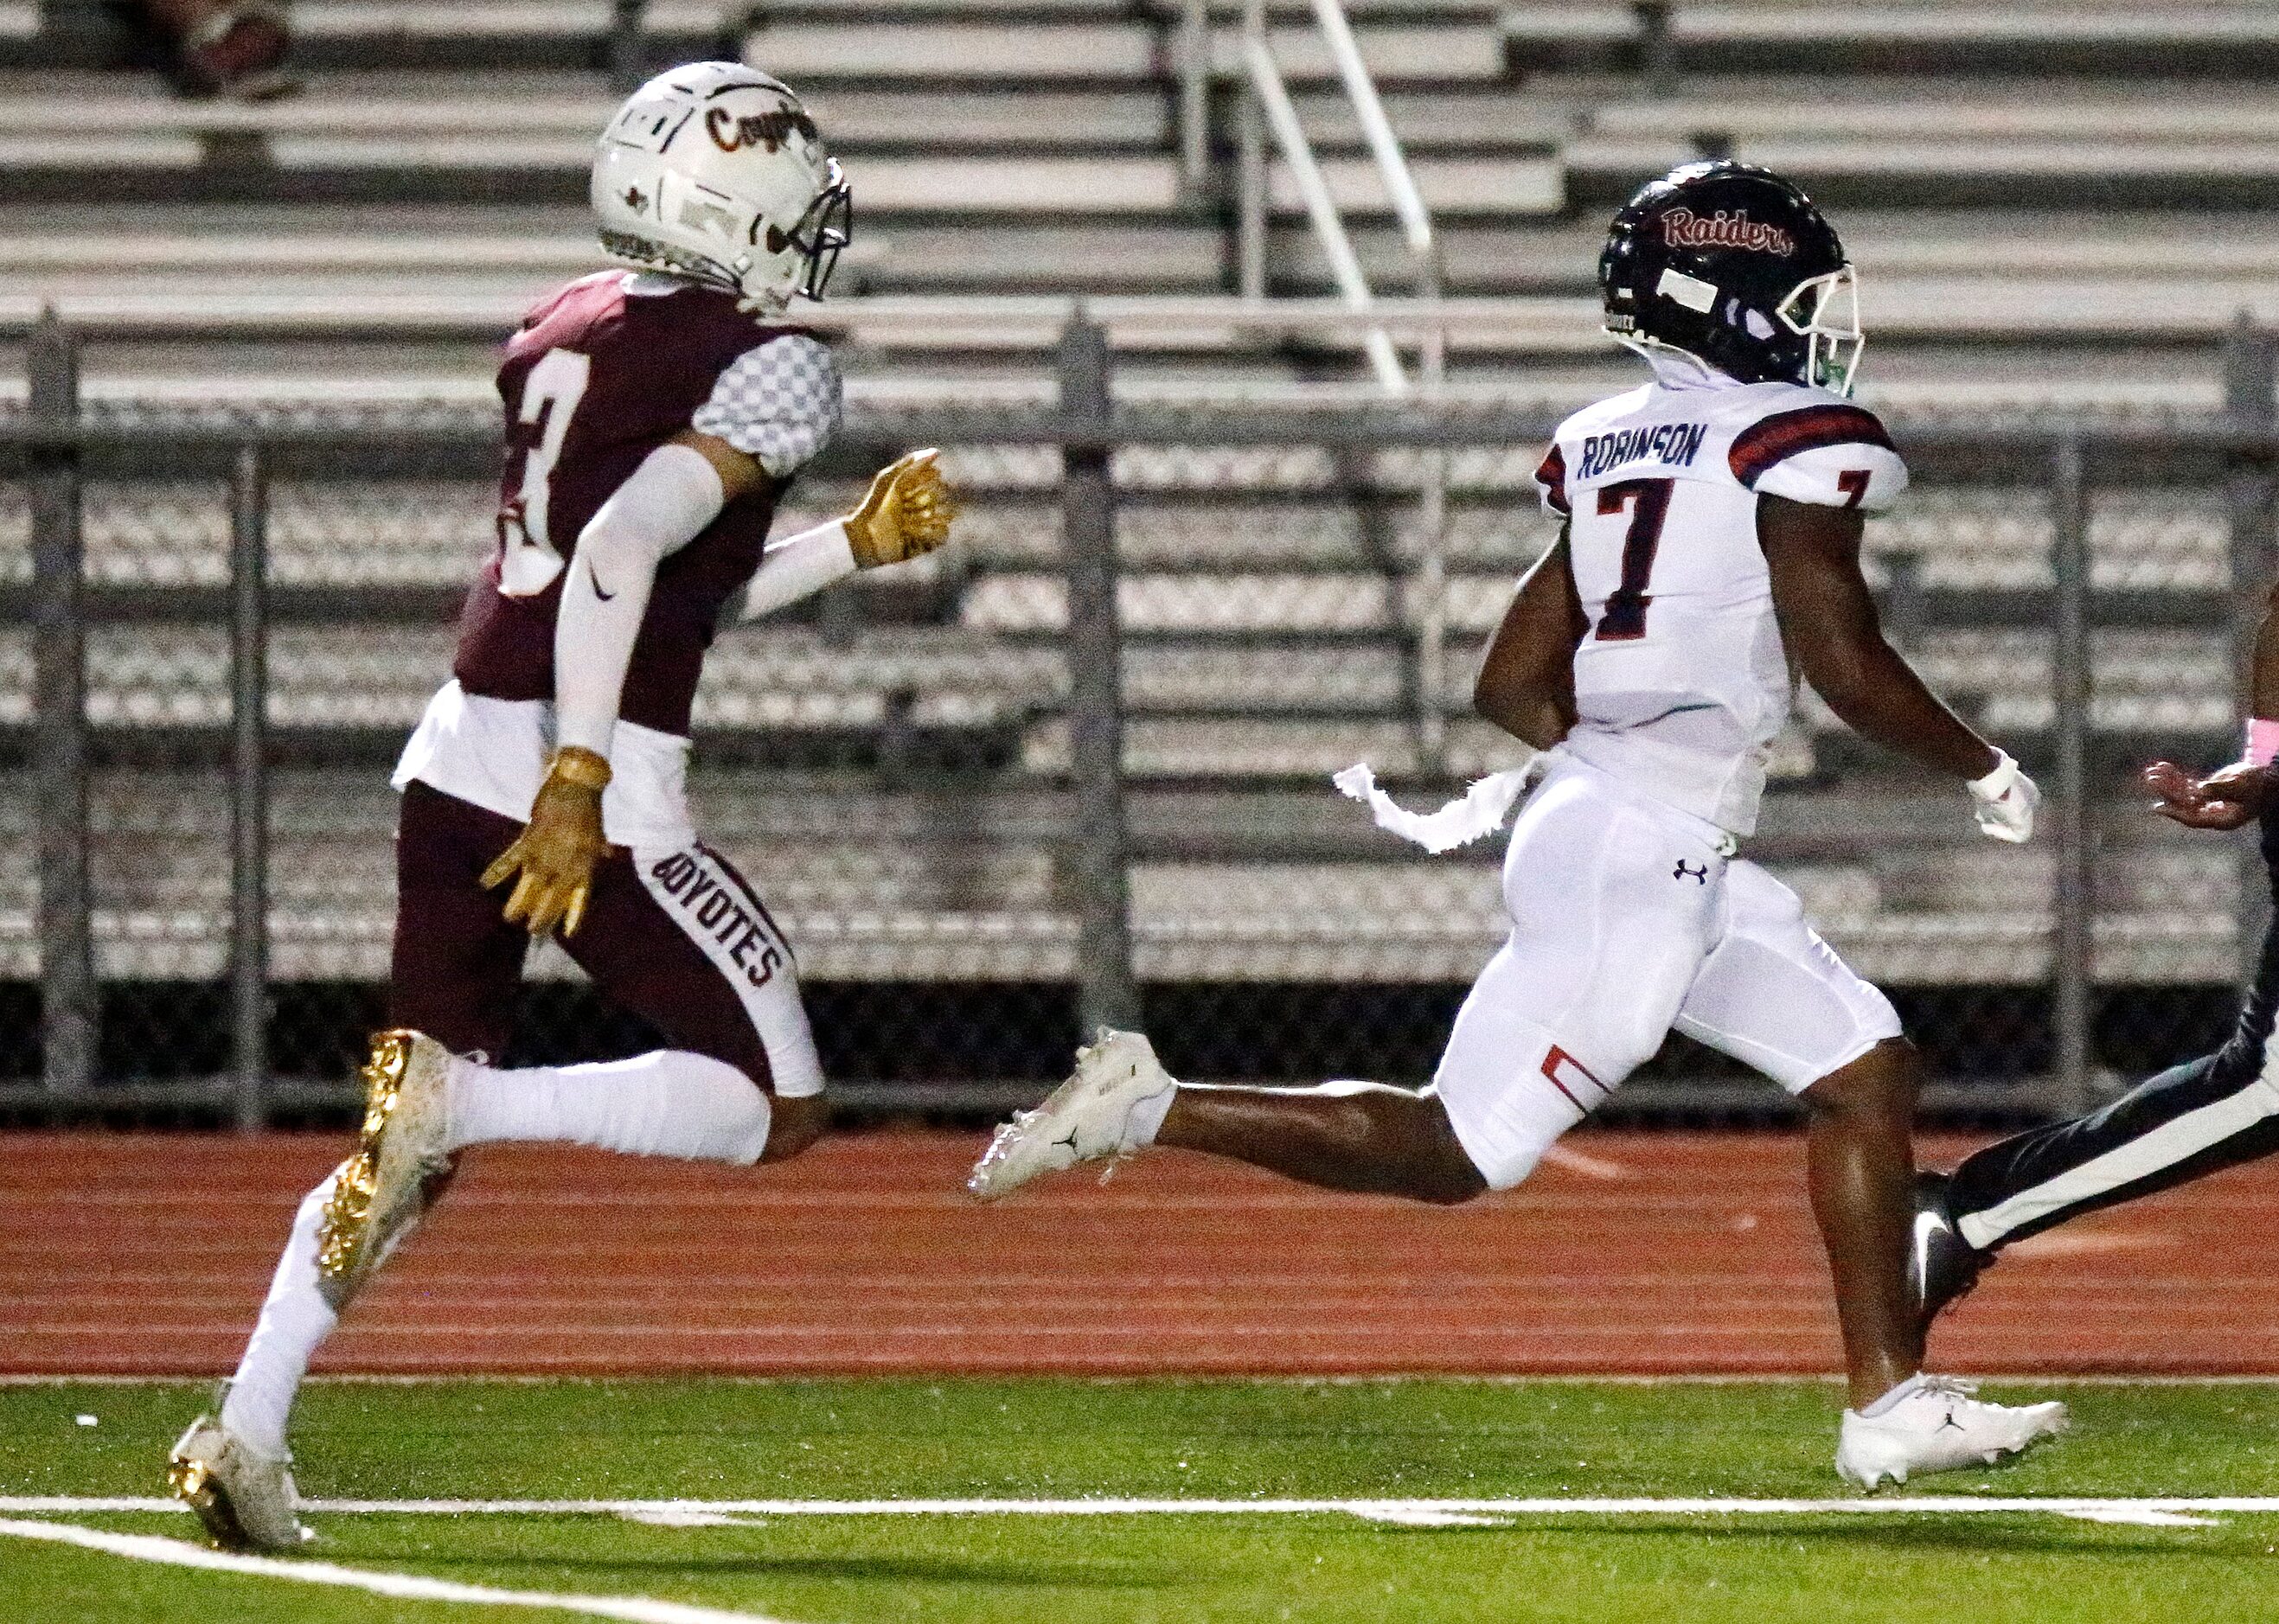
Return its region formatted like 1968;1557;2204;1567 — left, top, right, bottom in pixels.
2146;758;2276;830
1968;751;2039;843
480;747;613;937
847;449;958;568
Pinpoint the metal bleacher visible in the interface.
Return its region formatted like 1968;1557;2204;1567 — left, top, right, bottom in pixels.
1;0;2273;1109
5;1;2277;402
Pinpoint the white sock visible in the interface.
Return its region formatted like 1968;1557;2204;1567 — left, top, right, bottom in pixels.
446;1049;773;1165
214;1052;770;1458
219;1177;342;1460
1857;1373;1928;1417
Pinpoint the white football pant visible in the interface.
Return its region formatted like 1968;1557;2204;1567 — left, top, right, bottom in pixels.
1434;756;1900;1188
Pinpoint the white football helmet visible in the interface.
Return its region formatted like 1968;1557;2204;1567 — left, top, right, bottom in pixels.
591;61;850;314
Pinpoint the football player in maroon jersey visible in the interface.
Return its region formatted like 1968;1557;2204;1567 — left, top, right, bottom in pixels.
168;63;957;1550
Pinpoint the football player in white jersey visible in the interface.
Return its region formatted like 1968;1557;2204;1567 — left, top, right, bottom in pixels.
970;161;2064;1487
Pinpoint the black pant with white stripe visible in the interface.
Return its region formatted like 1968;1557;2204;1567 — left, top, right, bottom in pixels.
1946;810;2279;1253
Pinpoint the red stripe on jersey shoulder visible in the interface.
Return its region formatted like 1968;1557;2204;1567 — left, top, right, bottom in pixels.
1727;404;1893;489
1536;444;1571;514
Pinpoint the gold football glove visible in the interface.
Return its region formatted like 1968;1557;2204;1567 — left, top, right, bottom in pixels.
847;448;959;569
480;746;613;938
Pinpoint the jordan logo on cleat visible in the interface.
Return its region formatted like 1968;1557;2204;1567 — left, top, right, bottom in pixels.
1673;860;1708;885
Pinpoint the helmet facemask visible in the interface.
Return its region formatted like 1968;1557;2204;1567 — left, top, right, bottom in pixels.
1777;265;1863;396
772;162;852;304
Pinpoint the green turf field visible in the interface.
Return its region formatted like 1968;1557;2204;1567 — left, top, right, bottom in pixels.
8;1378;2279;1623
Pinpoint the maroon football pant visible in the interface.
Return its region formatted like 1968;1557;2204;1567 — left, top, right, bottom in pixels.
387;780;816;1095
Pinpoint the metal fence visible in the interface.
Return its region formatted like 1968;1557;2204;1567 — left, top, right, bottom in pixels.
2;315;2275;1128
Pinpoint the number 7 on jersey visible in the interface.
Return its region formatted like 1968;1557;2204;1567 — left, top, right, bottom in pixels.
1592;476;1674;641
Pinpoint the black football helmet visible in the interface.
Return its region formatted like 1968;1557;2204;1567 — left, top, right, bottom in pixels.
1597;161;1862;394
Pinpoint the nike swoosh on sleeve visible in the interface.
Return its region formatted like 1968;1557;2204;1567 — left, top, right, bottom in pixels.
586;559;617;602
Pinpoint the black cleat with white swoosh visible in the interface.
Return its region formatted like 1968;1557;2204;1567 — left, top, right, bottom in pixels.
1910;1171;1989;1337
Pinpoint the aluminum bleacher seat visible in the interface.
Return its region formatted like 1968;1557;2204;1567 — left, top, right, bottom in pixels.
1500;3;2279;78
9;0;2274;400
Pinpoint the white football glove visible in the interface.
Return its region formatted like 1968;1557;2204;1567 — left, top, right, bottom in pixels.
1968;751;2039;844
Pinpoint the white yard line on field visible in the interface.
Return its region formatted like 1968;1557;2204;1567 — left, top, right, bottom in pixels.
13;1372;2279;1386
0;1494;2268;1525
0;1517;799;1624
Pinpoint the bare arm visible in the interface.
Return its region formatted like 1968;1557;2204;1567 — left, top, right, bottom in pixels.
2142;576;2279;828
1758;492;2000;783
673;427;767;501
1472;534;1587;751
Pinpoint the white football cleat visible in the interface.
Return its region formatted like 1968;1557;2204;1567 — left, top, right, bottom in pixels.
1835;1374;2068;1488
967;1027;1177;1200
314;1028;456;1307
167;1413;313;1552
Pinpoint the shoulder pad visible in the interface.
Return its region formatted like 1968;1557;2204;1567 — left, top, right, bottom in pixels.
1729;403;1907;512
691;332;843;478
521;270;616;331
1535;389;1647;517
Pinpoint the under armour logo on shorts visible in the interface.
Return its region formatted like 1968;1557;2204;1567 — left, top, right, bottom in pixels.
1674;860;1709;884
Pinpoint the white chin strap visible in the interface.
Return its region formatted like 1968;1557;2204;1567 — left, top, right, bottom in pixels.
1615;336;1738;390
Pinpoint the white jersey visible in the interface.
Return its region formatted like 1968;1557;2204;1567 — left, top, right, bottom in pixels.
1533;372;1908;835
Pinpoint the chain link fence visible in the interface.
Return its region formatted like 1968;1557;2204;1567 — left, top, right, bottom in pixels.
1;316;2274;1128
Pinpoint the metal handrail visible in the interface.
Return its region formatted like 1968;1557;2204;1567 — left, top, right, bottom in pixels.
1243;32;1407;393
1179;0;1211;195
1303;0;1446;388
1226;0;1446;380
1308;0;1432;264
1296;0;1452;759
1228;0;1449;759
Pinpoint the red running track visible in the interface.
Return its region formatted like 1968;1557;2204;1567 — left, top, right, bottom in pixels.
0;1129;2270;1378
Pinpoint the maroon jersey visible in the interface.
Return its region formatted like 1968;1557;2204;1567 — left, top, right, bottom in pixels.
452;272;827;737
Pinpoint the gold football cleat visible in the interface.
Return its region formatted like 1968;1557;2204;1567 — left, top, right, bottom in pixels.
168;1413;312;1552
314;1029;456;1308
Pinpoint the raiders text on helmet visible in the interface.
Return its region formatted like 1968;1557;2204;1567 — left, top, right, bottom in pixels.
1597;161;1864;394
591;61;851;314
